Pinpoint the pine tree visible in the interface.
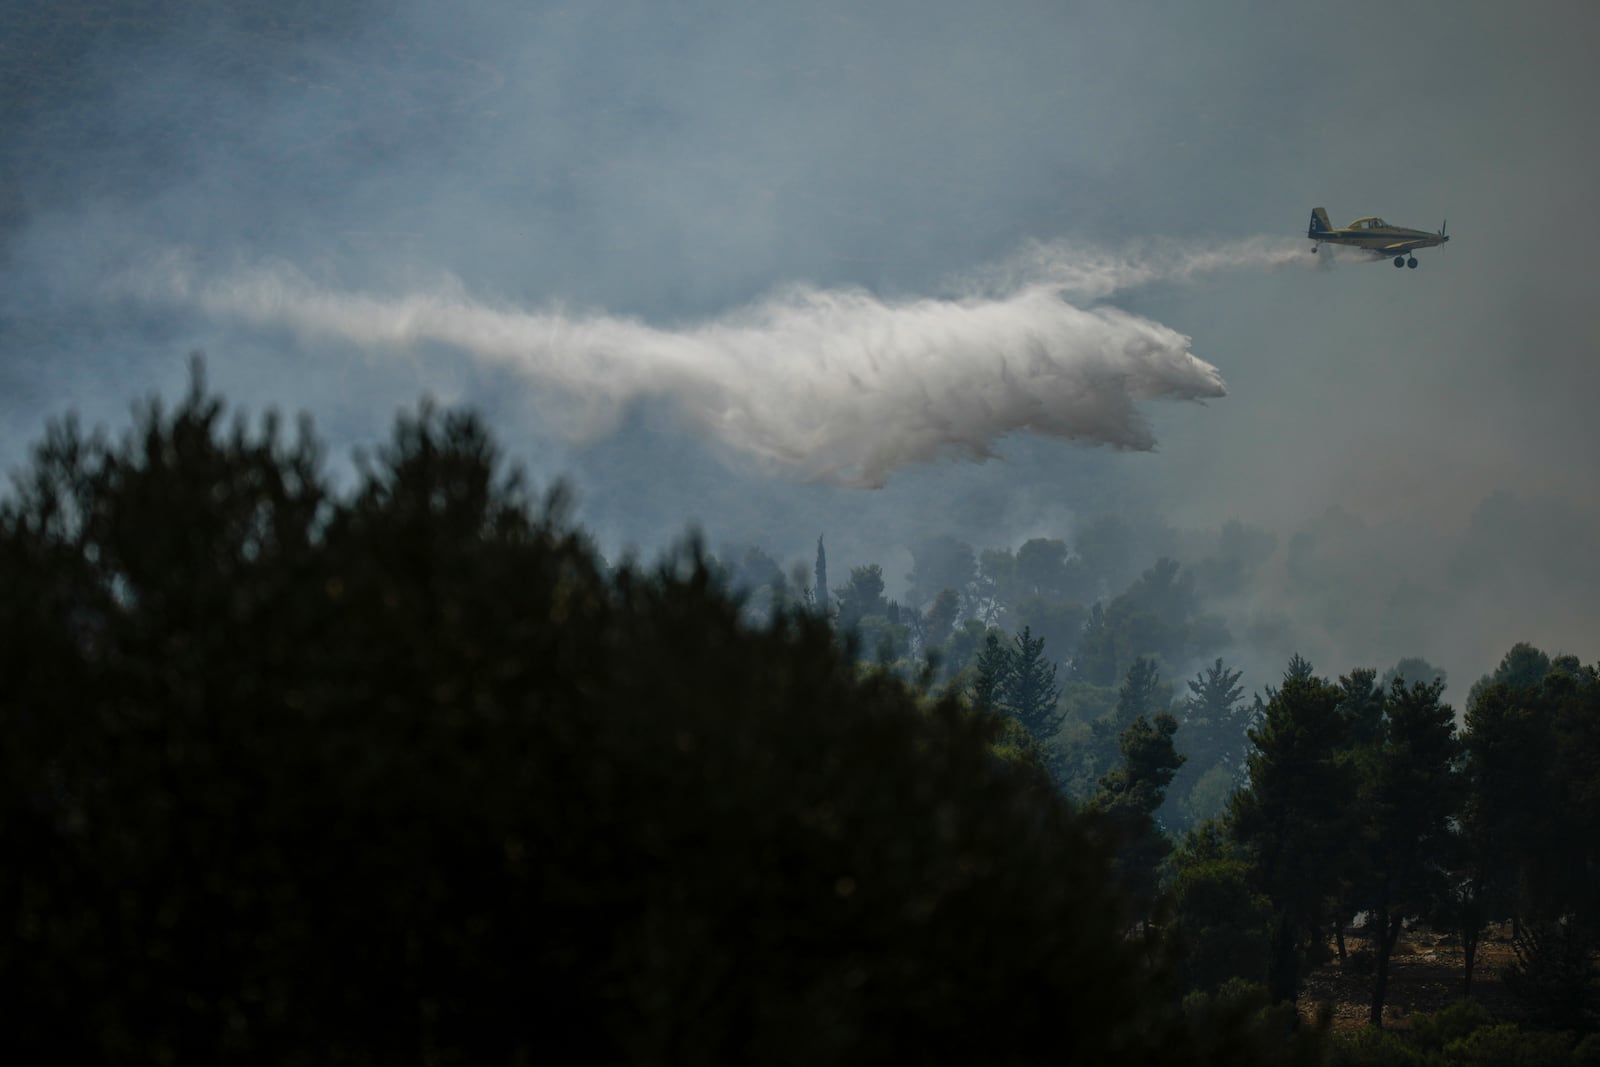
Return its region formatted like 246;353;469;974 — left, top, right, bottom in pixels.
1181;657;1248;777
1352;677;1460;1026
1088;657;1171;788
1162;658;1249;832
970;631;1010;715
1092;712;1185;926
5;372;1264;1064
1230;658;1353;1005
1004;626;1063;742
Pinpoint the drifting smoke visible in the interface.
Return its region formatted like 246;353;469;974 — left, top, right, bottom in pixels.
142;238;1306;487
971;235;1314;300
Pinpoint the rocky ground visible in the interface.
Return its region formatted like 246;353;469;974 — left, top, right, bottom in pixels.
1299;924;1522;1033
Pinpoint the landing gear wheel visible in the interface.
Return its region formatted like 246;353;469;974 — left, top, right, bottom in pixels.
1394;256;1406;267
1407;257;1418;269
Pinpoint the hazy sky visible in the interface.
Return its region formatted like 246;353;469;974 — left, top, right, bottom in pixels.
3;0;1596;692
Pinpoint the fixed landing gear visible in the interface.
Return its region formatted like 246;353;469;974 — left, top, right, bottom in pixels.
1393;256;1420;268
1407;257;1418;268
1393;256;1405;267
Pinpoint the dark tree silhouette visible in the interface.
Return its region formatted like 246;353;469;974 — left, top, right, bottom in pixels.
5;370;1293;1063
969;630;1010;715
1230;659;1353;1005
1004;625;1063;742
1351;678;1460;1027
1093;711;1185;926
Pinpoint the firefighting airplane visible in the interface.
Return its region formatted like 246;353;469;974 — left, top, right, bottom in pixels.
1307;208;1450;268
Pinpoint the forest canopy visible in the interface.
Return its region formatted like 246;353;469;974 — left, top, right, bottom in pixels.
0;369;1325;1064
4;368;1595;1063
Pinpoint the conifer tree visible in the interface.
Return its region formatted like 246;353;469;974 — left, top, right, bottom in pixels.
1351;678;1459;1026
1004;625;1064;742
1230;658;1353;1005
4;371;1285;1064
970;631;1010;715
1176;657;1249;790
1092;711;1185;925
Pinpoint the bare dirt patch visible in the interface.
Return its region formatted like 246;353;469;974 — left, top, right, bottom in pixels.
1299;924;1523;1033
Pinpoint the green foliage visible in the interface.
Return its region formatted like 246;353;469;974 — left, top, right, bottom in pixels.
1097;713;1185;821
852;609;912;667
1010;594;1087;670
1092;710;1184;924
1350;677;1460;1024
1167;658;1252;832
1074;600;1119;685
1120;655;1172;720
1179;979;1328;1067
1440;1023;1581;1066
1502;920;1600;1032
1188;658;1247;729
969;630;1009;715
1231;658;1354;1003
957;625;1067;780
1462;649;1600;949
988;714;1049;770
1339;667;1387;748
1383;656;1448;695
1014;536;1091;603
1178;764;1243;838
1002;625;1064;742
1168;823;1273;994
1469;642;1553;706
1406;998;1494;1052
832;562;888;631
1073;558;1229;686
0;375;1212;1064
1086;658;1175;790
1328;1025;1429;1067
1329;1001;1595;1067
1043;676;1114;801
1462;676;1553;918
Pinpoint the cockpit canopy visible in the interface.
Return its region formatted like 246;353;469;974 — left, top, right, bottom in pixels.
1349;217;1388;229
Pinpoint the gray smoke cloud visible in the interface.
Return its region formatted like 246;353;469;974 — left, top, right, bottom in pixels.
3;0;1597;698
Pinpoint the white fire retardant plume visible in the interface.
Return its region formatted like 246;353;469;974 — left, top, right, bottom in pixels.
151;238;1303;487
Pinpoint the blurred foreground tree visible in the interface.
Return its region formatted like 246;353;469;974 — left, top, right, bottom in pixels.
0;366;1325;1064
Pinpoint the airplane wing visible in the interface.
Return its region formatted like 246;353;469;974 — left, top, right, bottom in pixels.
1379;239;1428;254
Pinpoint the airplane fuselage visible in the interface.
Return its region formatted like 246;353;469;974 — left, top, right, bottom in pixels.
1307;208;1449;267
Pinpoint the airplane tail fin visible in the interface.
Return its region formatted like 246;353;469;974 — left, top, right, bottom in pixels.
1308;207;1333;238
